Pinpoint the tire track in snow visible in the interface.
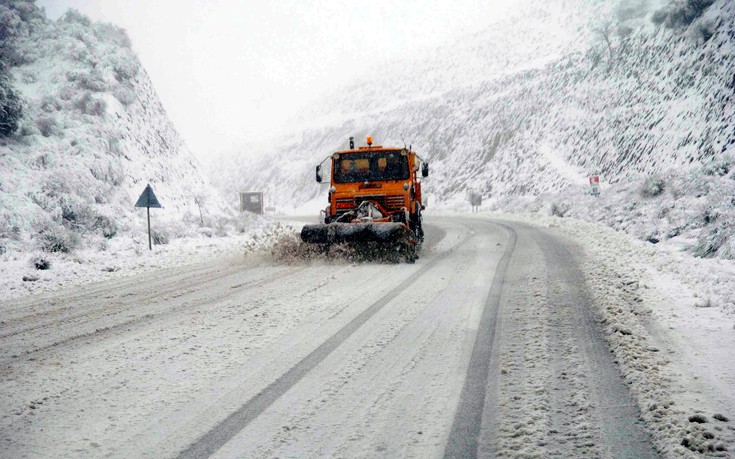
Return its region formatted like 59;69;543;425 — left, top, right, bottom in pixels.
177;233;471;459
536;230;658;458
443;222;517;459
0;266;306;365
0;260;251;337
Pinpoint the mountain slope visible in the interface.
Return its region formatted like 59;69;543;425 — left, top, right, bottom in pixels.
0;2;231;255
215;0;735;257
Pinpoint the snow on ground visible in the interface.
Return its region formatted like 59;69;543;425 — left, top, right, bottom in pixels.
2;204;734;455
0;216;293;301
479;210;735;456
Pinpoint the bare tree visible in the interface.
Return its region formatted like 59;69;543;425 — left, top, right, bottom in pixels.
193;194;206;226
593;20;616;71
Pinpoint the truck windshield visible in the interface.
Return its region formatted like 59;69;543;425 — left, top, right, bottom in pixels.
333;151;409;183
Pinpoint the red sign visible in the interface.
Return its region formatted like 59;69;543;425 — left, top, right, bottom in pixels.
589;176;600;196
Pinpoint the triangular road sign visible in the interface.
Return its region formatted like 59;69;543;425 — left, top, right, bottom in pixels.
135;184;162;208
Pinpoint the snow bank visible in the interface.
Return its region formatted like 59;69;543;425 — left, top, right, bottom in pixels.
488;211;735;456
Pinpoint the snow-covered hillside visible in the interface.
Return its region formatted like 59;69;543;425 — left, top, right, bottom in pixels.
0;2;233;259
215;0;735;258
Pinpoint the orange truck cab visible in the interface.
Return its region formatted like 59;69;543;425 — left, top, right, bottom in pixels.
301;136;429;262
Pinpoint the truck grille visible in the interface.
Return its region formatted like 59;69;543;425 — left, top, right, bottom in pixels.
335;195;406;216
356;195;406;213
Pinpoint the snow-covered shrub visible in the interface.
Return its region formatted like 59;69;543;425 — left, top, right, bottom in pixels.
94;215;118;239
58;85;75;101
67;70;106;92
639;175;665;197
151;230;169;245
40;94;62;112
59;9;91;27
652;0;715;28
74;92;107;116
31;152;55;169
30;254;51;270
214;217;229;237
16;46;39;65
692;225;728;258
702;156;731;177
693;20;715;43
20;69;37;83
108;52;139;82
90;158;124;186
0;5;23;64
112;85;136;106
35;223;80;253
19;121;39;136
107;136;124;157
0;70;23;137
96;23;132;49
550;202;570;217
0;214;20;240
35;115;61;137
59;195;97;229
651;9;668;26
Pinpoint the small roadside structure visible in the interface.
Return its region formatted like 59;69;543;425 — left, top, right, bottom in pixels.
239;191;264;214
589;176;601;196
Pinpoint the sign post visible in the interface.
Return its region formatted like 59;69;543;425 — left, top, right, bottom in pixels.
135;184;162;250
589;176;601;196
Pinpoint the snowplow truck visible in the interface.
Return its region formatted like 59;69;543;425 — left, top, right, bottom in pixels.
300;136;429;263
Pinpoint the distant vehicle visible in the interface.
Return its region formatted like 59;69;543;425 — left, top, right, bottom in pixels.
300;136;429;262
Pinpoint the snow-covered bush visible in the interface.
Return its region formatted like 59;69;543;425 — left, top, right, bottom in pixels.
59;9;91;27
60;195;97;229
20;68;37;83
67;70;107;92
35;115;61;137
35;223;80;253
652;0;715;28
19;122;39;137
30;254;51;270
39;94;62;112
0;70;22;137
151;230;169;245
108;53;139;82
0;4;23;65
95;22;132;49
94;215;118;239
0;214;20;241
550;202;570;217
702;156;731;177
639;175;665;198
74;92;107;116
693;225;729;258
112;85;136;106
58;85;75;101
693;20;715;42
90;158;124;186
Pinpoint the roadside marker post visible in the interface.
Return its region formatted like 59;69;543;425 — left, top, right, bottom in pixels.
589;176;601;196
135;184;162;250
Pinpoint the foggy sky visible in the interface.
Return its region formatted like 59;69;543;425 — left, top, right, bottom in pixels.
38;0;517;163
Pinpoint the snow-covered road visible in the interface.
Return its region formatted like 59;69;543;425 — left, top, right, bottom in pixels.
2;216;722;458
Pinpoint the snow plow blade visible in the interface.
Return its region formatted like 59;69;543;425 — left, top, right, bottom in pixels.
300;222;411;244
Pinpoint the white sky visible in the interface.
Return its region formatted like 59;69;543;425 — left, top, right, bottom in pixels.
38;0;516;163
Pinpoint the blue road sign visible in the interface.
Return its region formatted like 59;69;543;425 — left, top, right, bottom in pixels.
135;184;162;208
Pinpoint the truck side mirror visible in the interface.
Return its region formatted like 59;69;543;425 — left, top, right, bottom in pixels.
421;162;429;178
316;165;323;183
